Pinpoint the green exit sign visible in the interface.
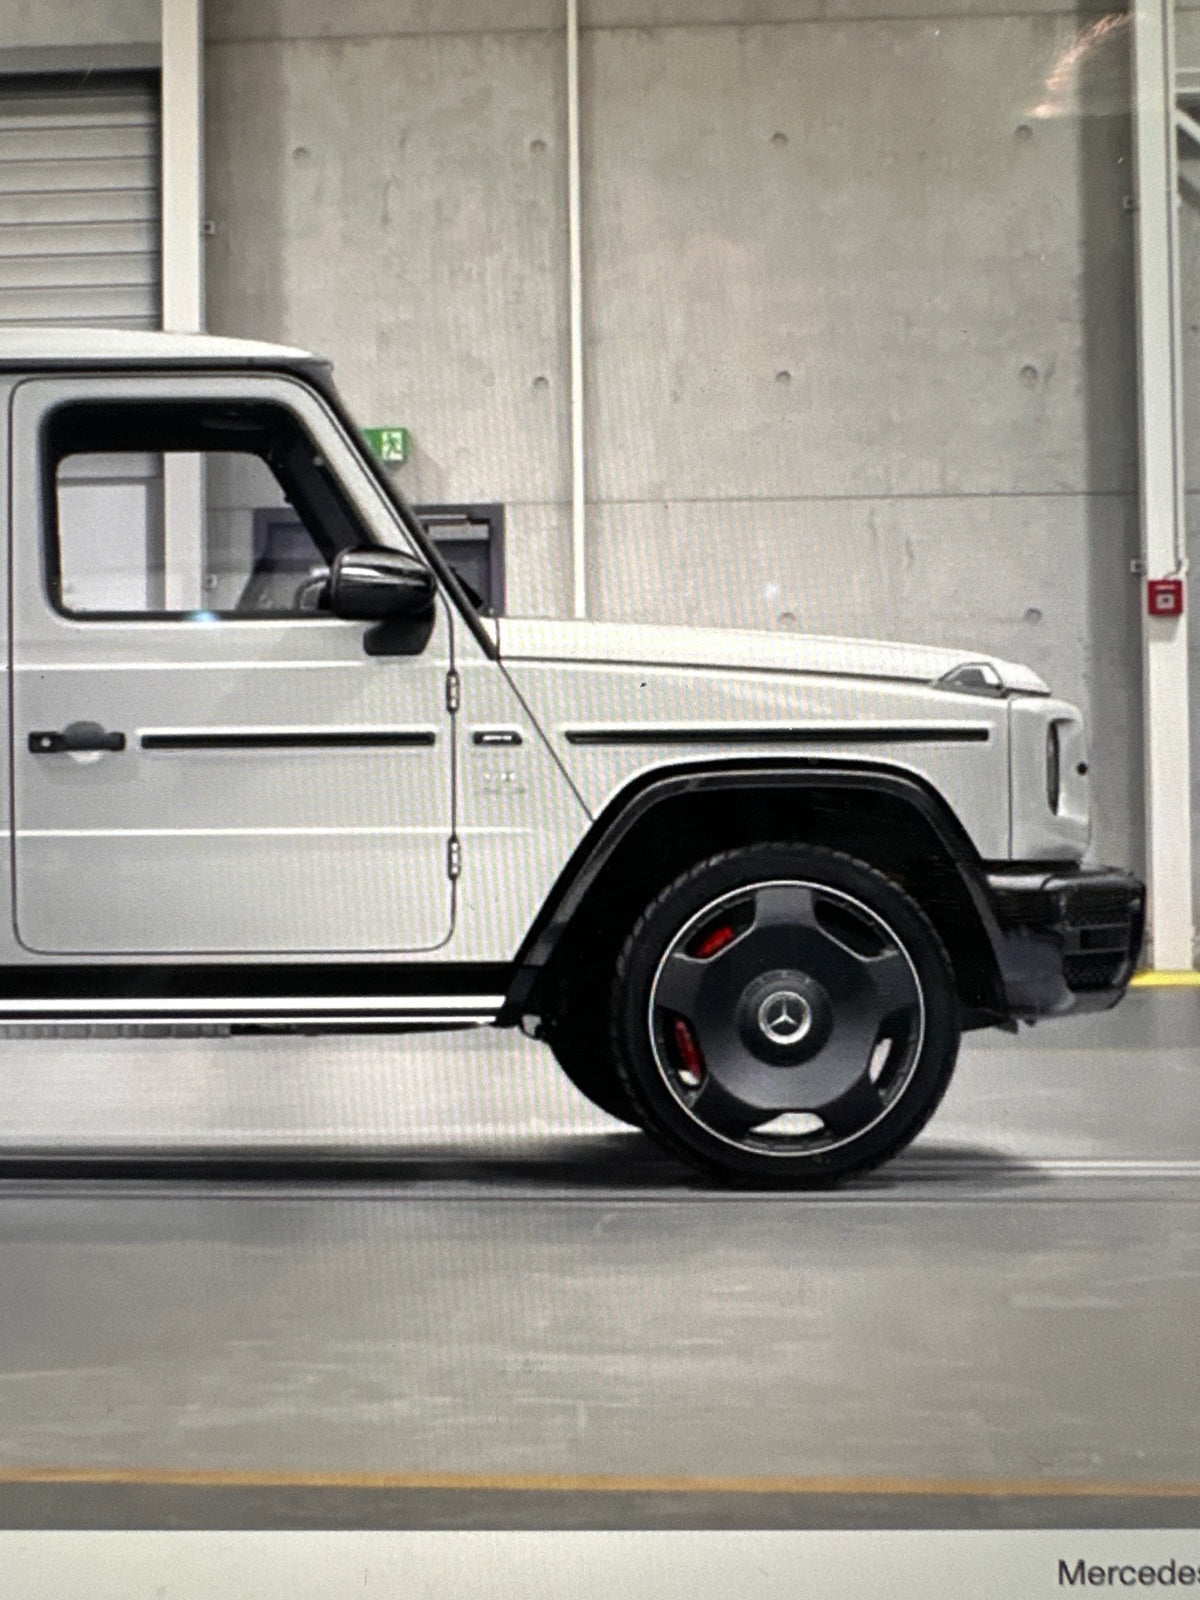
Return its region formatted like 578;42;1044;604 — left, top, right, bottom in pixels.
362;426;410;464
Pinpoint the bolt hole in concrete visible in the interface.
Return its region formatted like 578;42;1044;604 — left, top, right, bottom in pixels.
530;137;547;154
532;375;550;392
1023;606;1043;624
1019;363;1040;386
775;369;792;385
292;145;311;164
771;130;789;146
1015;122;1034;141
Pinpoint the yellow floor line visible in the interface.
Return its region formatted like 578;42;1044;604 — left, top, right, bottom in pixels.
1131;971;1200;987
0;1467;1198;1499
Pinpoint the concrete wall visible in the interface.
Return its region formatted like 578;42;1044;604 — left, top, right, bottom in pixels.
205;6;571;611
204;0;1143;875
1176;14;1200;934
0;1;158;50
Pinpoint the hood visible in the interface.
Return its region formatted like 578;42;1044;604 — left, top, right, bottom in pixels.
492;618;1049;696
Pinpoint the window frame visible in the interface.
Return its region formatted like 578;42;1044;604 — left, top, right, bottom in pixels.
40;392;377;626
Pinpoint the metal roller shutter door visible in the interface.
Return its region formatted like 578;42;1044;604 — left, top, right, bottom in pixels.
0;77;160;329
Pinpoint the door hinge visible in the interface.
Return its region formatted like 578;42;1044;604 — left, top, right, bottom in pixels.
447;835;462;880
445;668;461;715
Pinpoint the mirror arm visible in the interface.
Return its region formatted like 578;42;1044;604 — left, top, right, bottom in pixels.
363;605;437;657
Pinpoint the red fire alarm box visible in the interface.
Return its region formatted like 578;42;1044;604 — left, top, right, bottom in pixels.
1147;577;1185;617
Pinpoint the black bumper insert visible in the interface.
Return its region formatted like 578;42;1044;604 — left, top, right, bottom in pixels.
986;866;1145;1017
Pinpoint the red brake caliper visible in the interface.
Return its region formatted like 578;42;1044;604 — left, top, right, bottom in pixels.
672;1018;705;1088
669;921;734;1086
693;923;735;959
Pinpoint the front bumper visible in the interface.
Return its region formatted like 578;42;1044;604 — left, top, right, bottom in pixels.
984;866;1146;1019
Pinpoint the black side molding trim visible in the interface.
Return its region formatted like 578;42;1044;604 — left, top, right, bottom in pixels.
141;730;436;751
564;725;990;748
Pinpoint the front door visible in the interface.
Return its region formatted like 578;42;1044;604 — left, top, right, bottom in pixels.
9;373;455;957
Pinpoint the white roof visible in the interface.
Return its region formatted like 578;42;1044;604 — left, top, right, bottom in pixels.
0;327;316;364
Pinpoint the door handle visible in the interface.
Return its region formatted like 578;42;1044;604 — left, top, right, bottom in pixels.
29;723;126;754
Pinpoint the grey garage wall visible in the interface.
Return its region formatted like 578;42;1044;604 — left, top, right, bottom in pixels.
0;1;158;53
1177;6;1200;942
205;0;1145;879
204;5;571;612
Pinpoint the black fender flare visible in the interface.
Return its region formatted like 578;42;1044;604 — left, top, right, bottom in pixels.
501;757;1009;1017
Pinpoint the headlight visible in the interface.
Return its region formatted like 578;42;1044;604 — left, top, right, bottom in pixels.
1046;720;1062;813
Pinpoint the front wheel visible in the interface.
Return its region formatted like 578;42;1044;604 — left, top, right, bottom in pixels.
612;844;961;1186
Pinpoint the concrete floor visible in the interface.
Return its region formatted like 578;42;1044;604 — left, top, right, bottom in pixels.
0;992;1198;1528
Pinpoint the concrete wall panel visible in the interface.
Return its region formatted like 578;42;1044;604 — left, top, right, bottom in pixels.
583;0;1115;21
206;30;568;512
0;1;157;49
505;503;574;615
1174;57;1200;912
205;0;1122;37
582;19;1135;502
206;2;561;43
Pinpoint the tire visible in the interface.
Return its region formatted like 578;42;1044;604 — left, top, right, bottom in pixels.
611;843;961;1187
542;1001;643;1128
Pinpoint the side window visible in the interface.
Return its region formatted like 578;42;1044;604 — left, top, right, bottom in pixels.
45;400;363;619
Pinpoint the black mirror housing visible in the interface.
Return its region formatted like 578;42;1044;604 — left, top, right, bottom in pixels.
328;546;435;622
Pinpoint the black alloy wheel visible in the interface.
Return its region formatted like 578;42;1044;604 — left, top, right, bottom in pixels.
612;843;961;1186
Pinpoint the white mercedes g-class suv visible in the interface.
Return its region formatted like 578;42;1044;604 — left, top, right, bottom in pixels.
0;328;1144;1185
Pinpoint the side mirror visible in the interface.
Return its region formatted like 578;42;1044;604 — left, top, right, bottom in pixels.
328;546;436;656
